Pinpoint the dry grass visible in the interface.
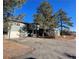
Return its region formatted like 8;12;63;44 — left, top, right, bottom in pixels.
3;39;33;59
55;35;75;41
40;35;75;41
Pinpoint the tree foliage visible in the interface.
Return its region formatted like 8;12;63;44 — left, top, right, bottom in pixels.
55;9;73;35
33;2;73;36
34;2;56;29
3;0;25;19
3;0;25;33
33;2;58;37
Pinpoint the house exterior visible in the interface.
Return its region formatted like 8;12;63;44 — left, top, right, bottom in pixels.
54;29;60;37
8;20;26;39
5;20;60;39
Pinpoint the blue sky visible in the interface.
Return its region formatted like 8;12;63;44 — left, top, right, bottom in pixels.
13;0;76;31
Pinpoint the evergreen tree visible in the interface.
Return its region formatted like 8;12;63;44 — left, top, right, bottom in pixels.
3;0;25;39
3;0;25;33
55;9;73;36
33;2;56;37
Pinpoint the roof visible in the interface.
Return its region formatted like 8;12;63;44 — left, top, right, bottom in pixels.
9;20;35;25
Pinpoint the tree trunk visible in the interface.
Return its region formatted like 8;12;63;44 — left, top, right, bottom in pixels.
42;29;44;37
42;23;45;37
60;20;63;36
8;26;11;39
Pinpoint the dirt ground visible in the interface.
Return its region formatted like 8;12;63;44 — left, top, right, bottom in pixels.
55;35;75;41
3;39;33;59
10;37;76;59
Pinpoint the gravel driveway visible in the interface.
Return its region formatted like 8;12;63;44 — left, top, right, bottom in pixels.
12;37;76;59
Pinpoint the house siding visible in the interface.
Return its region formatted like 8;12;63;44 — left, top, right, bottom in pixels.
8;22;25;39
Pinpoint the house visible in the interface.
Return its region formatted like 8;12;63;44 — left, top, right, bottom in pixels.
3;20;37;39
6;20;38;39
7;20;27;39
3;20;61;39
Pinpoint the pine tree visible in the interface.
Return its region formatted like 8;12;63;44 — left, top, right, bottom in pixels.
55;9;73;36
33;2;55;37
3;0;25;39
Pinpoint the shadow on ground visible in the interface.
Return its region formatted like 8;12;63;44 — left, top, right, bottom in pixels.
64;53;76;59
25;57;36;59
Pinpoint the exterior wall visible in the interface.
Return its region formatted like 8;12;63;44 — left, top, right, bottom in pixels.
8;31;20;39
54;29;60;37
8;22;25;39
